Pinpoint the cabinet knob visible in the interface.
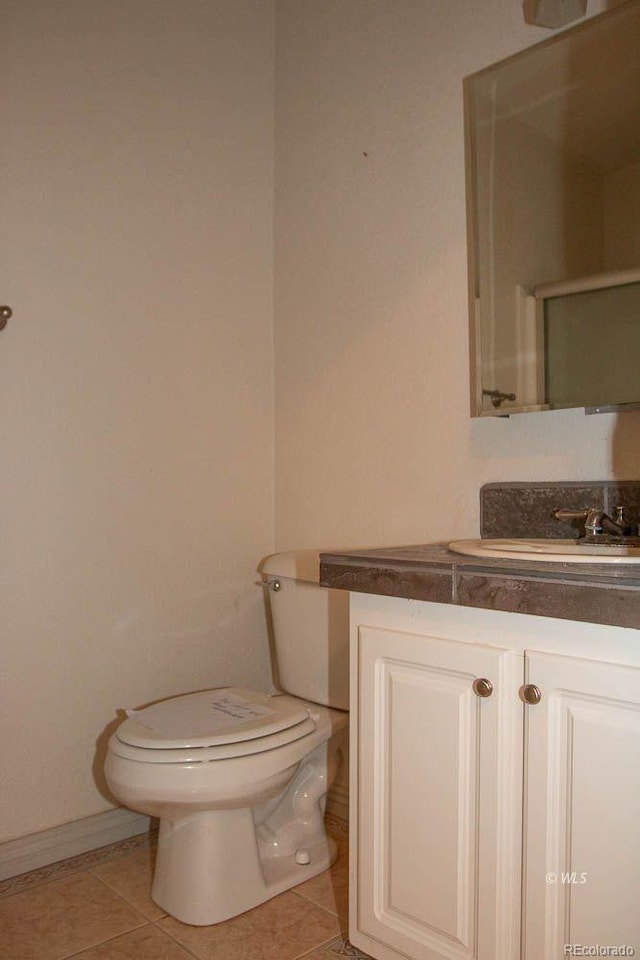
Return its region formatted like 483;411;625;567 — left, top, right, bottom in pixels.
472;677;493;698
521;683;542;705
0;305;13;331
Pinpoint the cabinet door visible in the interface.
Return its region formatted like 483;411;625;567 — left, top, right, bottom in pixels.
523;650;640;958
354;625;522;960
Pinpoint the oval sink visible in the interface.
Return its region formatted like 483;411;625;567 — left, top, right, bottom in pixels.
448;538;640;564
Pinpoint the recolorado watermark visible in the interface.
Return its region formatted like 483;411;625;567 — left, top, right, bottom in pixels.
563;946;635;957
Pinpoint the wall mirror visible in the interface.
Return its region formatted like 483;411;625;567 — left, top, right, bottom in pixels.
465;0;640;417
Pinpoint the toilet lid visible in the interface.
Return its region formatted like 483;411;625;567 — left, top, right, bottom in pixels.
116;687;313;750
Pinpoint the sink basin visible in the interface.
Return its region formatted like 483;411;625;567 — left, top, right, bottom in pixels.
448;538;640;564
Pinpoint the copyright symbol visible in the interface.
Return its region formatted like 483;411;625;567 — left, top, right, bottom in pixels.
545;872;557;884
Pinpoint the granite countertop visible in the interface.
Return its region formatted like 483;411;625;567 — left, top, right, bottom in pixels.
319;542;640;630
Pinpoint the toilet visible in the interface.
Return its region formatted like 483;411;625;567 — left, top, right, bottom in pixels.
104;550;349;927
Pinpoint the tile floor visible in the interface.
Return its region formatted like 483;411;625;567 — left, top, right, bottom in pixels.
0;817;372;960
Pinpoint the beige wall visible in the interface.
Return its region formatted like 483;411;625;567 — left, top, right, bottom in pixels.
1;1;275;843
5;0;640;850
274;0;640;553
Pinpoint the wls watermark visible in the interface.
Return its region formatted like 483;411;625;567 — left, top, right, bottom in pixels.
546;871;588;884
563;946;635;957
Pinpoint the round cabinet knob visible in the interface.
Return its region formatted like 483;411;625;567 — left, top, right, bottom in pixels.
521;684;542;705
0;306;13;331
472;677;493;698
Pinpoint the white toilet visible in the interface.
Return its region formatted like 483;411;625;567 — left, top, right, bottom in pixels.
104;550;349;926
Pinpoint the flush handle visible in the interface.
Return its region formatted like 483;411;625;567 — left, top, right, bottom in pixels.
472;677;493;698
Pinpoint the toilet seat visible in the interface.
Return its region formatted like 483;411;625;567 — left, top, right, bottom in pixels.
112;687;318;762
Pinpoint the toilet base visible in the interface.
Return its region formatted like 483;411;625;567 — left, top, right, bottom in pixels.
151;808;338;926
150;736;344;926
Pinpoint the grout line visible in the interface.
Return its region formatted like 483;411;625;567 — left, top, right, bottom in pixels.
59;921;150;959
290;886;341;917
150;918;204;959
90;870;147;908
289;888;349;935
83;872;154;937
89;869;168;922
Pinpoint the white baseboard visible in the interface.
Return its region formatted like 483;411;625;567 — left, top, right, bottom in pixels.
0;808;151;881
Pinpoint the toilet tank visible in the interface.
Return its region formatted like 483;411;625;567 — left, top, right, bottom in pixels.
261;550;349;710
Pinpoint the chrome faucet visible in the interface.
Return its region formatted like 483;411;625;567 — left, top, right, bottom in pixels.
553;506;628;537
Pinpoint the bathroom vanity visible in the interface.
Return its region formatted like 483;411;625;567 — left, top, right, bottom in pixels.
320;482;640;960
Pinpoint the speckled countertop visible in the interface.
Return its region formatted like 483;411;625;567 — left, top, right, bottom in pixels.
319;483;640;629
319;542;640;630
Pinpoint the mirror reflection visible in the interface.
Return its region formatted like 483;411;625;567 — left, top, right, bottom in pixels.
465;1;640;416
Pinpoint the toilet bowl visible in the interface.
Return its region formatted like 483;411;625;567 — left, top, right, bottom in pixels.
104;552;350;927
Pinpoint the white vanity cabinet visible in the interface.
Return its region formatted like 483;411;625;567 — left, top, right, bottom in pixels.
349;593;640;960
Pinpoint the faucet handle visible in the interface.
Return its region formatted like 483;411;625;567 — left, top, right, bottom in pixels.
552;507;603;535
613;505;637;536
552;508;589;522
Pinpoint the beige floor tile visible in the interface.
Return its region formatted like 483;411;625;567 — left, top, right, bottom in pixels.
158;889;341;960
293;838;349;919
91;846;164;921
63;924;193;959
0;872;146;960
